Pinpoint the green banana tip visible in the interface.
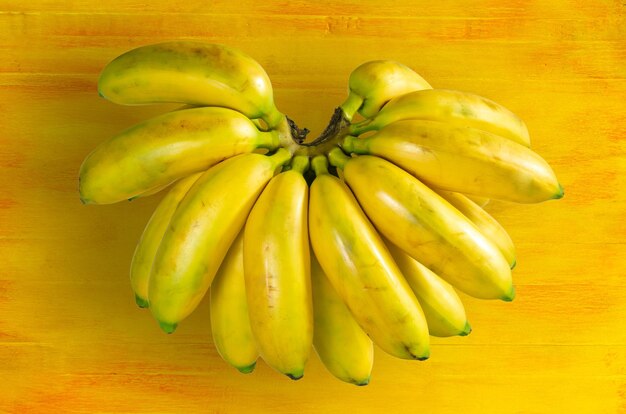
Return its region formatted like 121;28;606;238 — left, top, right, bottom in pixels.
554;183;565;199
502;285;516;302
460;321;472;336
158;321;178;334
237;362;256;374
355;377;371;386
134;294;149;309
510;259;517;270
286;371;304;381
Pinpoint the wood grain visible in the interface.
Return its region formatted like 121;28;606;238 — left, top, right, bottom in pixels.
1;1;625;413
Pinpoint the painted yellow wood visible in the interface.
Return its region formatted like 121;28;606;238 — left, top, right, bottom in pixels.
1;1;625;413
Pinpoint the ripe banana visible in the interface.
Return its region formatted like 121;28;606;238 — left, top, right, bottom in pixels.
311;254;373;385
130;172;203;308
148;149;291;334
340;60;431;121
385;241;470;338
98;41;285;128
79;106;280;205
328;149;513;300
435;190;517;268
308;155;430;360
210;231;258;374
243;156;313;380
350;89;530;147
341;120;563;203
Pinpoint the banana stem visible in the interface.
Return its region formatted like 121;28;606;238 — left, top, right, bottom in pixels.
339;92;363;122
311;155;329;176
290;155;310;174
340;135;366;154
327;147;350;170
264;107;287;130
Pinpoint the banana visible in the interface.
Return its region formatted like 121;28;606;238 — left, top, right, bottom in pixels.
341;120;563;203
210;231;258;374
243;156;312;380
148;149;291;334
130;172;203;308
340;60;431;121
350;89;530;147
327;149;513;301
311;253;373;385
308;155;430;360
79;106;279;205
434;190;517;268
385;241;470;338
98;41;285;128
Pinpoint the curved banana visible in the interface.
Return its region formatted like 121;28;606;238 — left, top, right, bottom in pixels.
210;231;258;374
350;89;530;147
79;106;279;205
243;156;312;380
311;254;373;385
342;120;563;203
435;190;517;268
328;149;513;301
130;172;203;308
98;41;285;128
385;241;470;337
308;155;430;360
148;149;291;334
340;60;431;121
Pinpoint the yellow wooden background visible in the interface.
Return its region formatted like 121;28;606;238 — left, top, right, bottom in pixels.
1;1;625;412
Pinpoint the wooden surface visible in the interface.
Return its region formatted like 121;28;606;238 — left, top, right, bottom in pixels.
1;1;625;413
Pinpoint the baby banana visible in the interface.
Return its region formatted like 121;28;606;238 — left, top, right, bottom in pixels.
130;172;203;308
385;241;470;338
79;107;279;205
435;190;517;268
328;149;513;301
311;254;373;385
309;156;430;360
98;41;285;128
350;89;530;147
340;60;431;121
148;149;291;334
243;156;313;380
342;120;563;203
210;231;258;374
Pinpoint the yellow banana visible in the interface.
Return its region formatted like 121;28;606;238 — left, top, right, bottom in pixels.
308;155;430;360
130;172;203;308
341;120;563;203
79;106;279;205
350;89;530;147
210;231;258;374
243;156;313;380
243;156;312;380
148;149;291;334
385;241;470;337
311;253;373;385
435;190;517;268
328;149;513;301
98;41;285;128
340;60;431;121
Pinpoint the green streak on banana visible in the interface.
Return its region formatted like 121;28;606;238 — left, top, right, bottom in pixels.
98;41;285;128
210;231;258;374
130;172;203;308
311;254;373;385
79;107;280;205
243;158;312;380
309;156;430;360
435;190;517;268
342;120;563;203
350;89;530;147
385;241;470;337
148;149;291;334
329;150;513;301
340;60;432;121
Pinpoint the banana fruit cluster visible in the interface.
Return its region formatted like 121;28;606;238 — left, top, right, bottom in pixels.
80;41;563;385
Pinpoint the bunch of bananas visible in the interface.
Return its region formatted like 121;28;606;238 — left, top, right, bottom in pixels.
80;41;562;385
